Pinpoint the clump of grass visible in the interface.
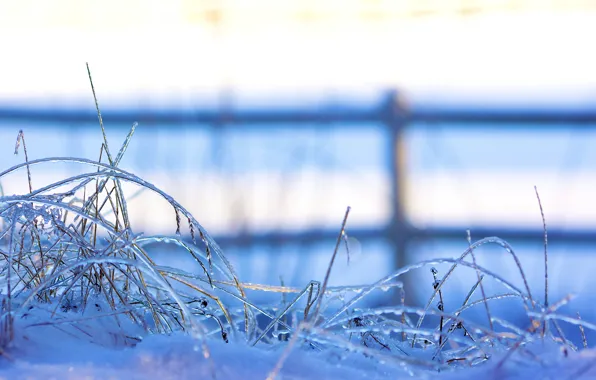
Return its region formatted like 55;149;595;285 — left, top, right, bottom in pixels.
0;66;255;360
256;198;595;376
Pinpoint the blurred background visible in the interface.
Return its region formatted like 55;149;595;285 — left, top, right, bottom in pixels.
2;0;596;337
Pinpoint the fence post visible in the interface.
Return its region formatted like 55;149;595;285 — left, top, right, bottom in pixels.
383;90;410;272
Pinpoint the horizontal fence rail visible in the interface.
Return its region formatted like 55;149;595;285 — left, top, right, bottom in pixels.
4;105;596;126
187;225;596;250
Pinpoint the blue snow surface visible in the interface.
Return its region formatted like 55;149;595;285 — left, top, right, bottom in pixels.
1;317;596;380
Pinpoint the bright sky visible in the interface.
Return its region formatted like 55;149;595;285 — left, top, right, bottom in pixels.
2;2;596;108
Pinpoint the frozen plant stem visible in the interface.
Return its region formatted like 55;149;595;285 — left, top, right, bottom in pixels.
534;186;548;336
14;130;33;194
468;230;493;332
310;206;351;325
86;62;113;164
431;267;445;349
578;312;588;349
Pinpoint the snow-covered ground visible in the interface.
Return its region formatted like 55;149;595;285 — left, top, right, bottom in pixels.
3;317;596;380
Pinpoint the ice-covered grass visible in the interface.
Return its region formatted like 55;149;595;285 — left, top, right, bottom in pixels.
1;68;596;379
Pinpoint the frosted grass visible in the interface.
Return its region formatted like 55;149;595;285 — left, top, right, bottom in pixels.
1;72;594;378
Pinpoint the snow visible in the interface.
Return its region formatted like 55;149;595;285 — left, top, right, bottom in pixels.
3;317;596;380
1;319;399;380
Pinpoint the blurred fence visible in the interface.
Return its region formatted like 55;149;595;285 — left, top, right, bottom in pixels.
2;89;596;271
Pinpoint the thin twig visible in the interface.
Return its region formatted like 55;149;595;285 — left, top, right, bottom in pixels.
86;63;113;164
577;312;588;349
534;186;548;337
467;230;493;332
431;267;445;349
310;206;351;325
14;130;33;194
